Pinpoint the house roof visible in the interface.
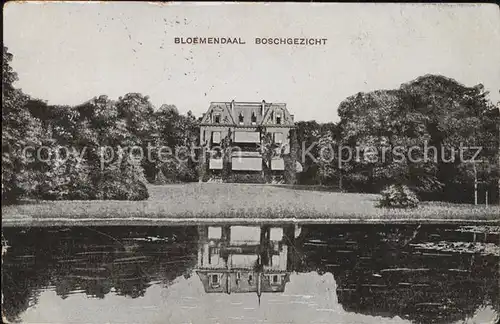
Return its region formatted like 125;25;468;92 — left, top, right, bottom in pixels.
199;101;295;127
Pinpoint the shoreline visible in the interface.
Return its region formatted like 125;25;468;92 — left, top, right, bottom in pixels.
3;217;500;227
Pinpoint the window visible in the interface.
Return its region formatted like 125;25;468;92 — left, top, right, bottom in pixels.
211;274;219;287
251;112;257;124
276;113;282;125
248;274;253;283
212;131;221;144
274;132;283;144
208;274;220;288
214;114;221;124
239;112;244;124
273;275;278;283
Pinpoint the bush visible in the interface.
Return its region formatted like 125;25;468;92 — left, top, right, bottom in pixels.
153;169;171;185
95;157;149;201
227;172;265;184
158;158;198;184
378;184;419;209
271;174;285;184
201;170;211;182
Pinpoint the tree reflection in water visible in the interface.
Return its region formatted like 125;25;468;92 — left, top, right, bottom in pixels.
295;224;499;324
2;224;499;324
2;226;198;322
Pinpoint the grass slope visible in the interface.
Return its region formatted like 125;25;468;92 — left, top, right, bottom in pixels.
2;184;500;226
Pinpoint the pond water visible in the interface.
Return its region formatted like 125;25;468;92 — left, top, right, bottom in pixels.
2;224;499;324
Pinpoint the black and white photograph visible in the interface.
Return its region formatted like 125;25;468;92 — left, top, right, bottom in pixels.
2;2;500;323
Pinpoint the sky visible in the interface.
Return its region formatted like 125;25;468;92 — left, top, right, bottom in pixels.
19;272;410;323
4;2;500;123
17;271;498;323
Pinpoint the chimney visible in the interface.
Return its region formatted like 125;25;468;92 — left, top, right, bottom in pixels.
261;100;266;116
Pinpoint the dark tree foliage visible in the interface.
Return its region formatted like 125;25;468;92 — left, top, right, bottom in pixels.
2;47;198;202
149;104;199;183
338;74;499;203
2;47;44;203
295;121;341;186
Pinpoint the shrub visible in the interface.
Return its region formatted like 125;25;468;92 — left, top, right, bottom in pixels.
227;172;265;184
201;171;211;182
95;157;149;201
378;184;419;209
156;160;193;184
271;174;285;184
153;169;170;185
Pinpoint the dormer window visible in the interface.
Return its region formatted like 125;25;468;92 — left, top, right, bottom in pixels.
210;274;220;288
214;113;221;124
270;274;281;285
238;112;244;125
251;112;257;124
276;113;282;125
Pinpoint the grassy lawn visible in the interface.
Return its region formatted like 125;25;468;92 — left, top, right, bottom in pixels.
2;183;499;226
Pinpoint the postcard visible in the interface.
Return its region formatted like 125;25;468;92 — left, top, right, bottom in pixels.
2;2;499;324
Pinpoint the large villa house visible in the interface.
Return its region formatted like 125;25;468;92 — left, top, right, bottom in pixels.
199;100;296;182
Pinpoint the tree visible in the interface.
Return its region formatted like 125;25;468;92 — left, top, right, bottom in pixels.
3;48;205;202
497;90;500;204
338;89;437;193
116;93;155;145
95;153;149;200
295;121;322;184
2;46;44;203
284;128;299;185
338;74;499;203
28;94;153;201
315;123;340;185
151;104;199;183
400;76;499;203
35;149;94;200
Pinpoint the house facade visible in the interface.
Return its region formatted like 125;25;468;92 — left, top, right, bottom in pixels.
199;100;296;183
195;225;292;299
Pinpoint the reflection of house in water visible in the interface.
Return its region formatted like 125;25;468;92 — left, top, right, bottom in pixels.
195;225;293;299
